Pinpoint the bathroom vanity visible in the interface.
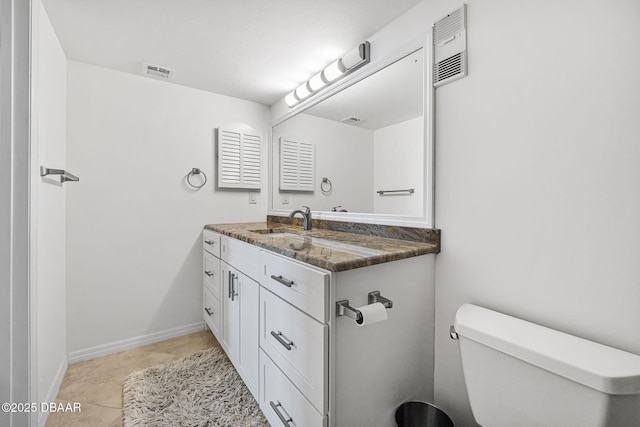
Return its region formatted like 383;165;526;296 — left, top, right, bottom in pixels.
202;221;439;427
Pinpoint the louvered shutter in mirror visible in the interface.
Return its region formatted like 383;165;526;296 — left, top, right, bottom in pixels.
279;137;315;192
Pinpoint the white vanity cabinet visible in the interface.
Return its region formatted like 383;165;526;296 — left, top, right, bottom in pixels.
204;228;436;427
258;249;435;427
202;230;260;399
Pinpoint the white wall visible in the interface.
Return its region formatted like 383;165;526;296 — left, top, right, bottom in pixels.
66;61;270;354
34;0;68;418
272;113;374;213
373;116;423;215
432;1;640;426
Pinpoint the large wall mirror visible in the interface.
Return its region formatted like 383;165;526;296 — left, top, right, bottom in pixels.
270;43;433;228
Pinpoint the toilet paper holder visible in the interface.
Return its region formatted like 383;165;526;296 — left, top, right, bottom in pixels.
336;291;393;324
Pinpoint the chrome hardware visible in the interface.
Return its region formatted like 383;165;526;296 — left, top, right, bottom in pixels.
376;188;414;195
336;291;393;325
230;273;238;301
40;166;79;183
204;270;214;277
204;307;213;316
449;325;459;340
336;300;364;324
270;274;294;287
227;271;232;299
204;239;215;246
368;291;393;309
270;330;294;351
269;401;293;426
288;206;312;230
320;177;332;194
186;167;207;189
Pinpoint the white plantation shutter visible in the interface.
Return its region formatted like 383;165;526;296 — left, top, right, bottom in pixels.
279;137;315;191
217;124;261;189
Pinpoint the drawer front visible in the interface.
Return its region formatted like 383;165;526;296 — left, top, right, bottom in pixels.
203;251;221;299
260;350;326;427
260;250;328;322
260;288;328;412
221;235;260;281
203;287;221;342
203;229;221;257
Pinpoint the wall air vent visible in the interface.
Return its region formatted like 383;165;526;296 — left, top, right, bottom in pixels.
142;63;176;80
433;4;467;87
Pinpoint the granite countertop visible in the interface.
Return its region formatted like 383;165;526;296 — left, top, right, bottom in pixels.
204;222;439;272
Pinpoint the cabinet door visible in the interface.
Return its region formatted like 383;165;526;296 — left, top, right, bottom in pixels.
221;262;240;364
238;272;259;398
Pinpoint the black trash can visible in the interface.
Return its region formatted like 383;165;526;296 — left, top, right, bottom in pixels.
395;402;454;427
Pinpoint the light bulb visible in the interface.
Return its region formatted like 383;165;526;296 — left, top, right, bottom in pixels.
308;72;327;92
285;92;299;107
322;60;344;82
295;83;311;100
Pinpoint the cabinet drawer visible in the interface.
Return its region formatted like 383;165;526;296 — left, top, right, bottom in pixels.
260;288;328;412
260;250;328;322
203;251;221;299
260;350;326;427
203;229;221;257
203;287;221;342
221;235;260;281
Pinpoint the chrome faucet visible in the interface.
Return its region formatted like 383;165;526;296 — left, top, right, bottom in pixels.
289;206;312;231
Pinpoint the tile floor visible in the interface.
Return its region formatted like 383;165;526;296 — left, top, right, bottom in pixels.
46;330;219;427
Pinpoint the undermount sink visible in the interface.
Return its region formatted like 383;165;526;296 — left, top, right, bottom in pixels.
249;228;385;257
249;228;300;239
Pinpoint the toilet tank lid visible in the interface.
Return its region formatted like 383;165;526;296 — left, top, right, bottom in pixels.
454;304;640;395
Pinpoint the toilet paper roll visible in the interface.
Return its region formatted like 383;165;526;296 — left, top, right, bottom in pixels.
355;302;388;327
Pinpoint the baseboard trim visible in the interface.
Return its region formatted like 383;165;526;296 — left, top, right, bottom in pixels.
67;321;205;364
38;355;69;427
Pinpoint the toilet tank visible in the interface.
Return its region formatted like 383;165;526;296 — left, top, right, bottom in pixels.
454;304;640;427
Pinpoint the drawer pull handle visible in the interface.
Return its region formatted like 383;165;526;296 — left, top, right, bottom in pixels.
269;401;293;426
270;330;294;351
270;274;294;287
204;307;213;316
204;270;214;277
204;239;215;246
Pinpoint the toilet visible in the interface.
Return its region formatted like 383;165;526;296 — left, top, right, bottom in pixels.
453;304;640;427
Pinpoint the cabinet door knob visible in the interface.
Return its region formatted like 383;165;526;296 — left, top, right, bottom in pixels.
270;274;294;287
204;270;214;277
269;401;293;426
204;307;213;316
270;330;294;351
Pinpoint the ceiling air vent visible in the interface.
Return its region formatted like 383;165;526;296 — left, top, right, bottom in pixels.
433;4;467;87
341;116;363;125
142;63;176;80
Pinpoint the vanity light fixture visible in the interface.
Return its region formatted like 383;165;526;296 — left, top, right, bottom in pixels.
285;41;370;108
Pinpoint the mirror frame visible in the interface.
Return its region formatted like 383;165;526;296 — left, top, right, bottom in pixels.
268;34;434;228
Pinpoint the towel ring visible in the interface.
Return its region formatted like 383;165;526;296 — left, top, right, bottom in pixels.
321;177;332;194
186;168;207;189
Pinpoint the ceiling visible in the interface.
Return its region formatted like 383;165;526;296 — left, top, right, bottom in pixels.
42;0;423;106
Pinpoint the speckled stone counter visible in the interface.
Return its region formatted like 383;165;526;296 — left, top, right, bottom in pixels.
204;221;440;272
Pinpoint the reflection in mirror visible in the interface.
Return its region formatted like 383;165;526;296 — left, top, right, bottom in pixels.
272;48;424;218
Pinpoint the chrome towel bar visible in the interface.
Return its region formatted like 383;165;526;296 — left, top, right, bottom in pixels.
376;188;414;195
40;166;79;183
